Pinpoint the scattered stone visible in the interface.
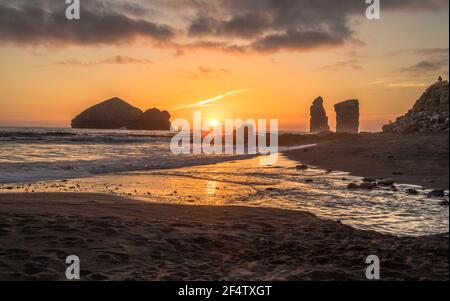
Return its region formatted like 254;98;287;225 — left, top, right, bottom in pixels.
377;178;395;187
347;183;359;190
428;190;445;198
360;182;376;190
363;177;375;183
296;164;309;171
406;188;419;195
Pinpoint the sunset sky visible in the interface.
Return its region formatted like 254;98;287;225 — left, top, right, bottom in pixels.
0;0;448;131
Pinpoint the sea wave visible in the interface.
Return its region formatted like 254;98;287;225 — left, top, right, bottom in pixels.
0;128;173;144
0;127;254;183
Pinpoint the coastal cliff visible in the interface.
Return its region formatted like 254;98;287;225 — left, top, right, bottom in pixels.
383;80;449;134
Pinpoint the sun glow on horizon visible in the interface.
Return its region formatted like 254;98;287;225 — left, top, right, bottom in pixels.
209;118;220;128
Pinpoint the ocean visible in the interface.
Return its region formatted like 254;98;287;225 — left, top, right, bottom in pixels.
0;127;249;183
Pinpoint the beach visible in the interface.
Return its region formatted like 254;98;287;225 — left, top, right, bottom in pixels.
285;133;449;190
0;130;449;281
0;193;448;281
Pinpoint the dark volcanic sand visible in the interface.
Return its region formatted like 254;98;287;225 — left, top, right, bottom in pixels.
0;193;448;281
285;133;449;190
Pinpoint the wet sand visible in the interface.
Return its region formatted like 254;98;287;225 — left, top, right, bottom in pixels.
285;133;449;190
0;193;448;281
2;154;448;236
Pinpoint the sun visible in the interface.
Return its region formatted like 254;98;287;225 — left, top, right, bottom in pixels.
209;118;220;128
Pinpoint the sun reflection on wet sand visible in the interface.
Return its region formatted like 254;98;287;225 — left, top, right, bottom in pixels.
206;181;218;196
0;154;448;237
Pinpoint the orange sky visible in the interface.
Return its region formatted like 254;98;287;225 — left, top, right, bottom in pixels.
0;0;448;131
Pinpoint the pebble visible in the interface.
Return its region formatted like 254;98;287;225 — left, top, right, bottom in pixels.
428;190;445;198
377;178;395;187
296;164;309;171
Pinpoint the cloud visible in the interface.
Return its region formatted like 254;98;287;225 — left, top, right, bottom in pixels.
188;13;271;39
38;55;154;67
323;59;364;72
0;0;448;53
385;47;449;77
0;0;175;46
398;59;449;75
172;88;249;111
386;82;428;88
198;66;230;75
178;66;231;80
385;48;449;57
252;29;356;52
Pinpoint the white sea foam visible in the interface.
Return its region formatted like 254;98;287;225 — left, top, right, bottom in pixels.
0;127;252;183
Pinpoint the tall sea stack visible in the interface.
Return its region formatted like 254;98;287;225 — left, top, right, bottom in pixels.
334;99;360;134
310;97;330;133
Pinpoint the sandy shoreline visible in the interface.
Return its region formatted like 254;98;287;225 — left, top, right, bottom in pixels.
0;193;448;281
285;133;449;190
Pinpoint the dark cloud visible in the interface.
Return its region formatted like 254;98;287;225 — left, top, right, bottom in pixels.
389;47;449;76
0;0;174;46
385;48;449;57
183;0;447;52
398;58;449;76
252;28;354;52
0;0;447;53
189;13;271;38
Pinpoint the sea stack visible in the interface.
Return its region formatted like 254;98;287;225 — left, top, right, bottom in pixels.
127;108;171;131
310;97;330;133
72;97;171;130
334;99;360;134
71;97;143;129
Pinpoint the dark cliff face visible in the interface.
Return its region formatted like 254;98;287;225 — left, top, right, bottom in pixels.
334;99;360;134
71;98;171;130
310;97;330;133
383;81;449;134
127;108;171;131
71;97;143;129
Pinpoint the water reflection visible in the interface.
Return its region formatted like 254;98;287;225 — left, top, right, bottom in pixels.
1;154;448;237
206;181;217;196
